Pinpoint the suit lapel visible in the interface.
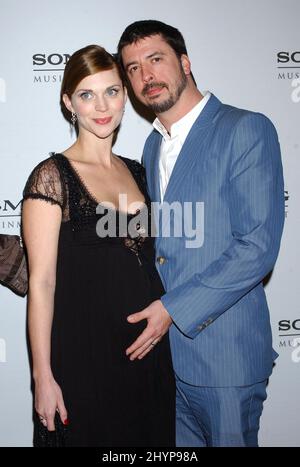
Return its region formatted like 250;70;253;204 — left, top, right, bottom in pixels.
163;94;222;203
146;131;161;203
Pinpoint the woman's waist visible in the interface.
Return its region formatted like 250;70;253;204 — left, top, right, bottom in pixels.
60;221;153;245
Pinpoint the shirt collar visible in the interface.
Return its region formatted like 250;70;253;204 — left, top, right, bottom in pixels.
153;91;211;143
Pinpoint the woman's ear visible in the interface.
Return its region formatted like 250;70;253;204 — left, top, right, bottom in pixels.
123;86;128;104
62;93;73;113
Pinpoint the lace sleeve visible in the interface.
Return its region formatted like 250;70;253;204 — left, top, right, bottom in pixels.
23;157;64;209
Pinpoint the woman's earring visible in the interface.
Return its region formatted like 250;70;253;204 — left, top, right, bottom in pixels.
71;112;77;126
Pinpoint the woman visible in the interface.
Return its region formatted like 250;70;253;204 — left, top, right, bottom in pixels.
22;45;175;447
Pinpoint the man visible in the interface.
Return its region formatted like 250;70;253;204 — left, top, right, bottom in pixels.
117;20;284;447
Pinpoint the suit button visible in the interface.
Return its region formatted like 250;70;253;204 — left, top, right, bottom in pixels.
157;256;166;265
197;325;204;331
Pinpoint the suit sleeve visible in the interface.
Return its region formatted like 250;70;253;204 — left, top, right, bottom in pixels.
161;112;285;338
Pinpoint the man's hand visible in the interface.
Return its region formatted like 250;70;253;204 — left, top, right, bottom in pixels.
126;300;172;360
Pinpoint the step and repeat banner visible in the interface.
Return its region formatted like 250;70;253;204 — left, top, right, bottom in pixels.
0;0;299;446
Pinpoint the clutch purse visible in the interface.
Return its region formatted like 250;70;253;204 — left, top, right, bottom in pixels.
0;234;28;296
33;412;68;447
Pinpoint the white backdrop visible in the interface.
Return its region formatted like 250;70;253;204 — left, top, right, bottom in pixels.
0;0;299;447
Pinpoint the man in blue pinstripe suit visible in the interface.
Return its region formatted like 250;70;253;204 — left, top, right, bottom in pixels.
118;20;285;447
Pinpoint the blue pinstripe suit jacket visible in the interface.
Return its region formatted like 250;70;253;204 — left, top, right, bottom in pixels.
142;94;285;386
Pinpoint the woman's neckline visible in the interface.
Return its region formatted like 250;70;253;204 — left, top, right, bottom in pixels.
54;152;146;216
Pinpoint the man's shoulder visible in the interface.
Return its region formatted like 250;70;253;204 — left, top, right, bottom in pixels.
215;101;276;138
218;100;273;127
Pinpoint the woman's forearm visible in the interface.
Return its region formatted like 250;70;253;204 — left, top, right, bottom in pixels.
28;278;56;382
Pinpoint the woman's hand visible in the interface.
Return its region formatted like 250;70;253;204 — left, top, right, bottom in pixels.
35;376;68;431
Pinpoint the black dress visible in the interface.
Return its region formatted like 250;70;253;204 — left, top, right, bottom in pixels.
23;153;175;447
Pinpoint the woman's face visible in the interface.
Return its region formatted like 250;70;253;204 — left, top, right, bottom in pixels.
64;67;126;140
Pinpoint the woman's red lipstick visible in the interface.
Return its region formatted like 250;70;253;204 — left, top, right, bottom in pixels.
93;117;112;125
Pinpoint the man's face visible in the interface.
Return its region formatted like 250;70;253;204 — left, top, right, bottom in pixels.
121;34;188;114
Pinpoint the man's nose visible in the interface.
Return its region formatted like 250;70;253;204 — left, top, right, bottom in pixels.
141;65;154;83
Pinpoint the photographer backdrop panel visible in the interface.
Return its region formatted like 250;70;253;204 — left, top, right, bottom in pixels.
0;0;299;447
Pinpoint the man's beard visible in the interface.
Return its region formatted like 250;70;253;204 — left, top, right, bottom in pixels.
142;67;187;114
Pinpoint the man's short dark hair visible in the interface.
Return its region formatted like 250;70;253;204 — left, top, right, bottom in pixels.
117;20;188;69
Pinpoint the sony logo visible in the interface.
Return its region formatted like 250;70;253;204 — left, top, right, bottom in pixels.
277;51;300;63
33;53;70;67
278;319;300;332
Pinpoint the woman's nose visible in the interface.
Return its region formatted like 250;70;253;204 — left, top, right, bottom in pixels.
95;96;108;112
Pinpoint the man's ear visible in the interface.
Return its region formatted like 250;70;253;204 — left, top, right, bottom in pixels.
62;93;74;113
180;54;191;76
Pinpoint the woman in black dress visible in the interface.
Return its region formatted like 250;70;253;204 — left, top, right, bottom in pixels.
22;45;175;447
